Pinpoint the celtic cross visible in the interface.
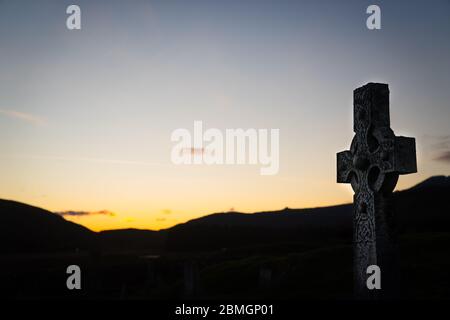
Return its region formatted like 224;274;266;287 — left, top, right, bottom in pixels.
337;83;417;298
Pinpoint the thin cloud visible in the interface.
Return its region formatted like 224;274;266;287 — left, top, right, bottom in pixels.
0;109;46;126
181;147;205;156
434;151;450;163
428;135;450;150
55;210;116;217
424;134;450;163
2;154;168;167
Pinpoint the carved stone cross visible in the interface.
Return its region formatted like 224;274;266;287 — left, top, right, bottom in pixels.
337;83;417;298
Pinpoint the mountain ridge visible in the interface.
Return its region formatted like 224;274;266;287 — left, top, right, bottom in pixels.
1;175;450;253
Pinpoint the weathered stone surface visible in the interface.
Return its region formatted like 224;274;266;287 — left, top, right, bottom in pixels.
337;83;417;298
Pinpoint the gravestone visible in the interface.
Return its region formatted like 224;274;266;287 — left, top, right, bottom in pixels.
184;260;199;297
140;255;160;289
337;83;417;298
259;266;272;289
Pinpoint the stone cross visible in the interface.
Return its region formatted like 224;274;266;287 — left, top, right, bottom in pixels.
337;83;417;298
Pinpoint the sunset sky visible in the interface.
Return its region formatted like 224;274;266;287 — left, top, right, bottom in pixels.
1;0;449;231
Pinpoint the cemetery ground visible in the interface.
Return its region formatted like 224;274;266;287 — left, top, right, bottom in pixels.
1;175;450;299
1;231;450;299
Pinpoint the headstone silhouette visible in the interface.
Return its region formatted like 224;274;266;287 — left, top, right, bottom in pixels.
259;266;272;288
184;260;199;297
140;255;159;289
337;83;417;298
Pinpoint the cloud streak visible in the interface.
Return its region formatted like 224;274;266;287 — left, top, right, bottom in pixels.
0;109;46;126
434;151;450;163
1;154;168;167
424;135;450;164
55;210;116;217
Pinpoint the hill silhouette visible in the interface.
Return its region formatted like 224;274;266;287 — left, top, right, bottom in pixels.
0;200;96;254
165;175;450;250
98;228;165;253
1;176;450;254
1;176;450;299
